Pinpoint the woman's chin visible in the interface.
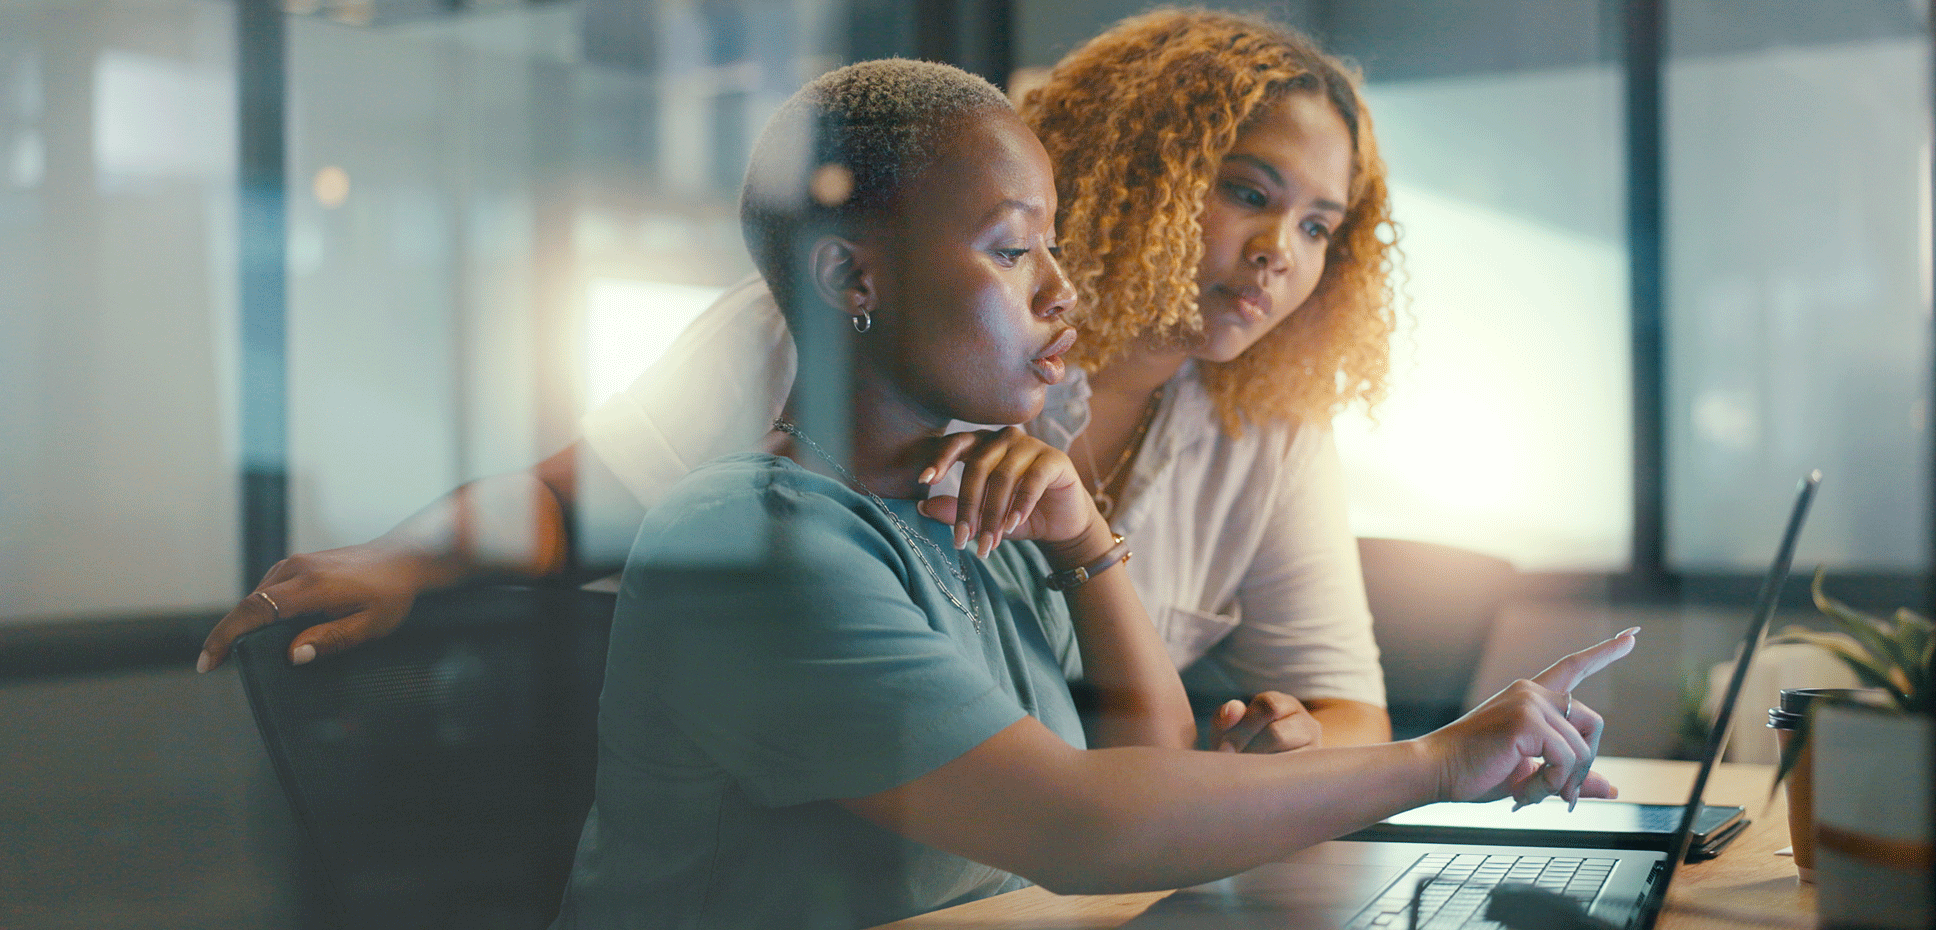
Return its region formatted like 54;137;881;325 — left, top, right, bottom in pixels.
957;388;1045;428
1189;338;1253;365
1170;319;1261;365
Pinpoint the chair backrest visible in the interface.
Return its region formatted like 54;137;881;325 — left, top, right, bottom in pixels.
232;584;614;930
1358;538;1517;739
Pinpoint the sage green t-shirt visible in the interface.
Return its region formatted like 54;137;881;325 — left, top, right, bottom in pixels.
552;454;1086;930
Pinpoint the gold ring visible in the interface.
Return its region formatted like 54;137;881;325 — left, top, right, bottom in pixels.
254;589;282;620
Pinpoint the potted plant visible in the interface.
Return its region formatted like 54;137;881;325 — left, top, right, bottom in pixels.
1770;569;1931;929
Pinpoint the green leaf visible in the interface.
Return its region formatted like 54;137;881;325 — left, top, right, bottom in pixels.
1893;606;1935;634
1921;633;1935;699
1871;619;1922;687
1811;570;1908;673
1774;631;1907;708
1770;622;1834;647
1769;708;1813;798
1798;569;1931;712
1893;609;1933;698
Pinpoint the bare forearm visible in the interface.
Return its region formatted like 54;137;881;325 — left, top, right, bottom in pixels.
850;634;1642;899
858;723;1442;896
370;441;604;589
1305;698;1392;747
1059;569;1195;749
1040;740;1437;891
370;470;572;590
1043;525;1194;750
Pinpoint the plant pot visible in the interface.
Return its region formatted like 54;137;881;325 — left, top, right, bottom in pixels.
1812;703;1932;930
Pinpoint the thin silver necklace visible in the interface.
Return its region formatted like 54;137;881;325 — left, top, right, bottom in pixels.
772;418;983;633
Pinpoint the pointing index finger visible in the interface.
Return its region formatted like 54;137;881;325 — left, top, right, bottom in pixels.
1531;627;1641;693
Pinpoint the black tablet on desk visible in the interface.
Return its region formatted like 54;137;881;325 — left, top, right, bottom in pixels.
1343;797;1749;861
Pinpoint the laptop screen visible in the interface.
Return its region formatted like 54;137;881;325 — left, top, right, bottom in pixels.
1648;470;1819;913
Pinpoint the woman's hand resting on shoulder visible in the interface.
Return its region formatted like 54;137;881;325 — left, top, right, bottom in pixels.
914;426;1111;561
1418;627;1641;809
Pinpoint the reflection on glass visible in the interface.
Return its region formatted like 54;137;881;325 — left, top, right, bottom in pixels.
1666;34;1931;571
1;2;242;620
285;1;839;552
583;277;725;410
1337;67;1631;572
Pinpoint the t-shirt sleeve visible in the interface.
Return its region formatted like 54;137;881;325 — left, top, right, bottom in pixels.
580;276;797;511
608;475;1028;809
1220;427;1388;706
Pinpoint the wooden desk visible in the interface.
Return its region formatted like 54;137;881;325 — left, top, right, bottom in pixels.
874;758;1811;930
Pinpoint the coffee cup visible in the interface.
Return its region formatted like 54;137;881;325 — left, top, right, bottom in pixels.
1769;687;1887;881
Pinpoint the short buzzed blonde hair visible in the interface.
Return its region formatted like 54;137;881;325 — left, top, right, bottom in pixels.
740;59;1012;319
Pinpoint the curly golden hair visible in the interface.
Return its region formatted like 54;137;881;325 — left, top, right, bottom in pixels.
1019;7;1398;433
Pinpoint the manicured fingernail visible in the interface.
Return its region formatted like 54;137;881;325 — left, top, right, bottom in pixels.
1004;512;1021;534
979;532;995;557
1219;742;1237;753
1568;796;1578;813
1619;626;1641;637
291;644;316;666
196;651;213;674
918;467;935;485
954;523;969;550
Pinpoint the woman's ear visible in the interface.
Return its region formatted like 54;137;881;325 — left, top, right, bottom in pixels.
808;235;873;326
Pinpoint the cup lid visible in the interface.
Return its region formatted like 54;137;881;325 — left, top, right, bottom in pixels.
1778;687;1890;714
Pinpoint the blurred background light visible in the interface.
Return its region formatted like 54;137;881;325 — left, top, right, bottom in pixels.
312;165;349;208
93;50;231;186
582;278;725;411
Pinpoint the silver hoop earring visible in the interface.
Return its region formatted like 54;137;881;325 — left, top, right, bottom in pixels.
851;311;872;334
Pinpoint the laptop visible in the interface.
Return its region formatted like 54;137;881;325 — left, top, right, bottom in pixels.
1127;471;1820;930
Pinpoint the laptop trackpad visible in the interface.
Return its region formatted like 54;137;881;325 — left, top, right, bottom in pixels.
1124;842;1419;928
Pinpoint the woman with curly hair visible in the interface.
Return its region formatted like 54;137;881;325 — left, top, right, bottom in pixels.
200;9;1394;754
1009;8;1399;750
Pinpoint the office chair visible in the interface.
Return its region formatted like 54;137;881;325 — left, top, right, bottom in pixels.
232;584;615;930
1359;538;1518;739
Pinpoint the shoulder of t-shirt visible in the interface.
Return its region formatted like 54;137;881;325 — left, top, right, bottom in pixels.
635;453;888;561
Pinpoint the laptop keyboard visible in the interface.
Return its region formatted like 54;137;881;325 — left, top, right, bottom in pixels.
1346;852;1618;930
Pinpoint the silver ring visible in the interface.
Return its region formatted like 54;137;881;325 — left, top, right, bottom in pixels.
254;589;282;620
1561;691;1573;721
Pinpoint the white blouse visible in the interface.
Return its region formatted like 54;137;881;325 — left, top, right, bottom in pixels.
582;276;1385;706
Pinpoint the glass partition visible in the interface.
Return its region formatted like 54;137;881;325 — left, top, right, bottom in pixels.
1665;3;1932;573
0;0;241;621
1336;65;1632;572
1322;2;1634;573
1;0;857;621
285;1;843;556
